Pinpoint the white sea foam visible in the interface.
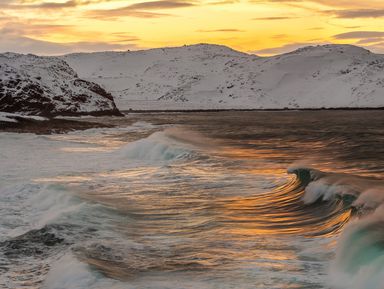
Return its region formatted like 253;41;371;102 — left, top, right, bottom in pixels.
42;253;114;289
288;165;384;208
303;179;352;204
2;183;86;238
26;185;85;228
302;174;384;207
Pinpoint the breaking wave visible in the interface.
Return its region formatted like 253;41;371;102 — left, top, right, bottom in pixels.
288;165;384;289
118;128;210;161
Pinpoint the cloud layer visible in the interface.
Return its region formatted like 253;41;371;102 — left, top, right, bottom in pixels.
0;0;383;55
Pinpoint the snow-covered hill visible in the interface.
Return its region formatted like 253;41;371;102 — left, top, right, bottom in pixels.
62;44;384;110
0;53;121;116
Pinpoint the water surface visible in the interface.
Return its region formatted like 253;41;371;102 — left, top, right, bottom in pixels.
1;111;383;289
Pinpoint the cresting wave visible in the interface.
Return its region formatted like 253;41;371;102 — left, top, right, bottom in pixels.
288;165;384;289
118;127;215;161
288;165;384;209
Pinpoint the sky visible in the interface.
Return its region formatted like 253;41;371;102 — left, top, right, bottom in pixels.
0;0;383;55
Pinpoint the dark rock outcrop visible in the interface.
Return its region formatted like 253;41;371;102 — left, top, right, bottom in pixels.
0;53;122;117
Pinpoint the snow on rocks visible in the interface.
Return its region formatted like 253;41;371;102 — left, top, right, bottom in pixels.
0;53;122;117
0;111;48;123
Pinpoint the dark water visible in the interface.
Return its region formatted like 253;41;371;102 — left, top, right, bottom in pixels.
0;111;383;289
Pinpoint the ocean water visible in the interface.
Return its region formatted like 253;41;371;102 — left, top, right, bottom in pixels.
0;111;383;289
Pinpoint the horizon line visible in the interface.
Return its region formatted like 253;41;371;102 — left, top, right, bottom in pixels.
0;42;379;58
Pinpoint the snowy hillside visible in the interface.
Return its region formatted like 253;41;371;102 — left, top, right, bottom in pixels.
62;44;384;110
0;53;121;116
62;44;258;110
63;44;384;110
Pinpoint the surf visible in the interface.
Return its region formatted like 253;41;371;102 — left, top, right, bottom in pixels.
1;111;384;289
288;165;384;289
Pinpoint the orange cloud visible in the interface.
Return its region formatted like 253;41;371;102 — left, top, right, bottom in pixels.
86;0;196;19
334;31;384;39
197;29;244;32
326;9;384;18
1;0;384;55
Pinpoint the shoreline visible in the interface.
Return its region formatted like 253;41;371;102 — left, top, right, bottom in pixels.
1;107;383;134
121;107;384;114
0;118;113;134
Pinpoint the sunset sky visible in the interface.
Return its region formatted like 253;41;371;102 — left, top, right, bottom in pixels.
0;0;383;55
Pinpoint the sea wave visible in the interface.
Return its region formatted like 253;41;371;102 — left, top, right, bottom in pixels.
288;165;384;289
118;128;210;161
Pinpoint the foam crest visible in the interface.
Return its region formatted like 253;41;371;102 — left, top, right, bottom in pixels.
43;253;134;289
43;253;109;289
5;184;86;238
27;185;85;228
303;179;358;204
118;128;205;161
288;165;384;208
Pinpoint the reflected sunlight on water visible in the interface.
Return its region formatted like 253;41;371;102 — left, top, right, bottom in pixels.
1;111;384;289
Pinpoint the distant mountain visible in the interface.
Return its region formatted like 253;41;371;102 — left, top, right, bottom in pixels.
0;53;121;117
62;44;384;110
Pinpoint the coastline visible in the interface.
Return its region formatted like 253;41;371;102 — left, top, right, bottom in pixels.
121;107;384;114
1;107;383;134
0;117;113;134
